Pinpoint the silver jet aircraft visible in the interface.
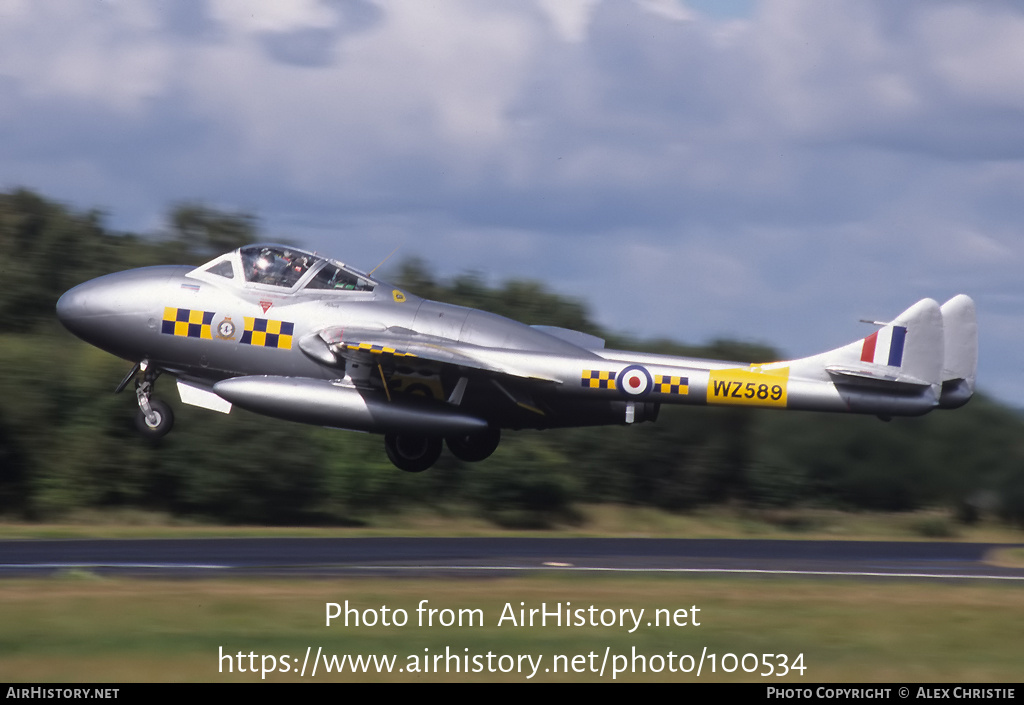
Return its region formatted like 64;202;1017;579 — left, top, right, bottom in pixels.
56;244;978;472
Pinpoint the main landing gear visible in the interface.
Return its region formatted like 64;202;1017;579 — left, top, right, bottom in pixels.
446;427;501;463
384;433;442;473
384;428;501;472
119;361;174;440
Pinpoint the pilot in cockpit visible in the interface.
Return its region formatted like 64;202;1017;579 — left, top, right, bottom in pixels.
248;247;307;288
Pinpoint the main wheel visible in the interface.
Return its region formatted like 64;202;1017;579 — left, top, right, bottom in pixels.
446;427;501;462
384;433;442;473
135;399;174;439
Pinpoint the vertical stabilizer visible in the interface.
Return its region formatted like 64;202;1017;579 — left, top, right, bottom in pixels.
781;298;945;416
885;297;944;390
797;298;944;388
938;295;977;408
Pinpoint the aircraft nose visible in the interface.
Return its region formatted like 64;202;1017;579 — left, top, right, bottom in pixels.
56;267;181;352
55;282;92;331
56;277;124;338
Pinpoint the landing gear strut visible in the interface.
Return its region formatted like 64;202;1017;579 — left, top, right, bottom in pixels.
131;362;174;439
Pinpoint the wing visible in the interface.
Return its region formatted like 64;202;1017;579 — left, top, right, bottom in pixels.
305;325;565;383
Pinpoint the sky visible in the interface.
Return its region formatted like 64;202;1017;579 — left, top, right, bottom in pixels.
1;0;1021;406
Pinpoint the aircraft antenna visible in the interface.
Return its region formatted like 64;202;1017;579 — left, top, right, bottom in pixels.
369;245;401;276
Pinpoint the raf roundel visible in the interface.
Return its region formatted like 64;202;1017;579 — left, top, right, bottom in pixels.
617;365;652;397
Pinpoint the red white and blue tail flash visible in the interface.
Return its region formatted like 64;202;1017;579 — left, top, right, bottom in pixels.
860;326;907;367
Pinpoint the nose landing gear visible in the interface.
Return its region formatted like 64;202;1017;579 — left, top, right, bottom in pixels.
135;397;174;439
123;361;174;439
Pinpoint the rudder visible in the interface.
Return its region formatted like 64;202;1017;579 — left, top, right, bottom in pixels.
883;297;944;391
938;294;977;408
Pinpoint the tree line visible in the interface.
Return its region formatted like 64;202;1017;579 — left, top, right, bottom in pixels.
1;188;1022;527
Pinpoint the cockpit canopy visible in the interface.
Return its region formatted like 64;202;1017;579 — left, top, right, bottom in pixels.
241;245;317;288
192;244;377;293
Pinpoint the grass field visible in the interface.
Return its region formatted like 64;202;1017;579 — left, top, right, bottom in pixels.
1;573;1022;682
1;505;1022;542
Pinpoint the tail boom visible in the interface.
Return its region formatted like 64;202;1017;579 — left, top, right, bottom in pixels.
752;295;974;417
591;295;974;419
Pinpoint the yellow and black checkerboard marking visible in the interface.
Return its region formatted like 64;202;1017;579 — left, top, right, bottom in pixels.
162;307;214;339
241;317;294;349
655;375;689;395
342;342;416;357
581;369;616;390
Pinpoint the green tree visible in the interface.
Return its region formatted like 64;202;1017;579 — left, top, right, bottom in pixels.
165;203;259;262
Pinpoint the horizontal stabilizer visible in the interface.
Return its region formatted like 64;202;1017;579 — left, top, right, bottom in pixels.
824;365;933;389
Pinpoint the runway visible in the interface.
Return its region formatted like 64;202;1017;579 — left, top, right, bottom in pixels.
1;537;1022;580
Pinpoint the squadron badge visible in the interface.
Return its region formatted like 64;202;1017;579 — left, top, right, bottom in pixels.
216;317;237;340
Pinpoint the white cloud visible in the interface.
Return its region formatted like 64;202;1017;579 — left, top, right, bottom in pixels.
639;0;694;23
0;1;171;113
535;0;600;43
920;3;1024;111
0;0;1022;403
207;0;338;33
175;0;539;196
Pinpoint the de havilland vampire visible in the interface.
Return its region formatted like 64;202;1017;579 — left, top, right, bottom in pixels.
56;244;978;472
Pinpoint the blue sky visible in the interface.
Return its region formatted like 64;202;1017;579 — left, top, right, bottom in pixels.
2;0;1021;406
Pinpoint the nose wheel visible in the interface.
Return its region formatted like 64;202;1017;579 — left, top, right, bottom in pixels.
130;363;174;439
135;398;174;439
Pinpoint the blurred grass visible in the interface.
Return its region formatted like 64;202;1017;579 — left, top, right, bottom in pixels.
0;574;1021;682
0;505;1021;541
986;547;1024;569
